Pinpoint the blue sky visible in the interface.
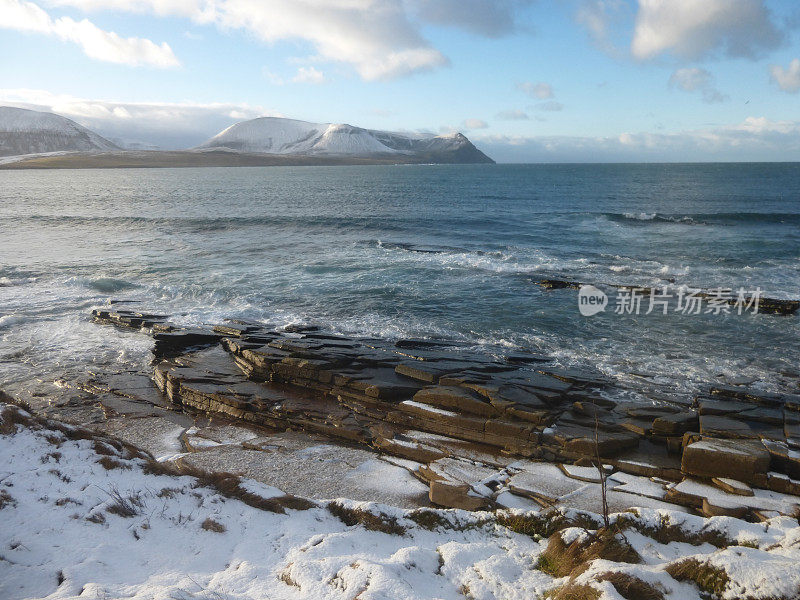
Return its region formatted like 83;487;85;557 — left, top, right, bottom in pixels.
1;0;800;161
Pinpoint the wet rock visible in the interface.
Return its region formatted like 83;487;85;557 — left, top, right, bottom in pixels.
699;414;784;441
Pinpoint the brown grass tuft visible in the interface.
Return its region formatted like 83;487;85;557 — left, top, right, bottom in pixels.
496;509;601;540
596;572;664;600
544;582;601;600
97;456;131;471
0;489;16;510
537;526;641;578
665;558;729;598
105;489;143;518
616;513;733;548
200;517;226;533
407;509;452;531
328;501;406;535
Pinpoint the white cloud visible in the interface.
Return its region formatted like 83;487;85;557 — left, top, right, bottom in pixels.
770;58;800;93
462;118;488;130
33;0;537;80
576;0;628;56
292;66;325;84
496;109;529;120
0;0;179;67
535;100;564;112
406;0;532;38
668;67;727;103
474;116;800;162
0;88;279;148
631;0;782;61
518;81;553;99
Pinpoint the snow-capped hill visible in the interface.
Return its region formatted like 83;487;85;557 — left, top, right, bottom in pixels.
0;106;119;157
197;116;494;163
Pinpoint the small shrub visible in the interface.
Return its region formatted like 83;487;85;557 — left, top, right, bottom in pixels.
666;558;729;598
596;572;664;600
86;512;106;524
105;489;143;518
327;501;406;535
200;518;226;533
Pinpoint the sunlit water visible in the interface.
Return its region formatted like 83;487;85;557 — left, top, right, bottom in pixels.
1;163;799;401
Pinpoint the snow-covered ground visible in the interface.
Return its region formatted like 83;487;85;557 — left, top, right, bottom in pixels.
1;401;799;600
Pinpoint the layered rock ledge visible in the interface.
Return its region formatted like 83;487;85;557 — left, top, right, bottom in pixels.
87;304;800;519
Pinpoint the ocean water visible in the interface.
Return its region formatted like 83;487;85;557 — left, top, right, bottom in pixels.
1;163;799;401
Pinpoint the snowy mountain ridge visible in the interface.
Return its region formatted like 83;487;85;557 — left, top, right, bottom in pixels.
0;106;119;156
196;116;494;163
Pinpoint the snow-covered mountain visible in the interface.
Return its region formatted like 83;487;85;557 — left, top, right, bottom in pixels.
0;106;119;157
196;117;494;163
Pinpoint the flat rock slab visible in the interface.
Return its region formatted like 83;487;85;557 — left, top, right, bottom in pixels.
682;438;771;484
668;478;800;516
507;462;586;504
608;471;667;500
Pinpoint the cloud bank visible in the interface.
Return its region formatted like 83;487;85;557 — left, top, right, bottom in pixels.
0;88;277;148
476;116;800;162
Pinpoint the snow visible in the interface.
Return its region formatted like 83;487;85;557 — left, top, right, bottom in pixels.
0;106;118;156
401;400;458;416
195;116;469;158
2;403;800;600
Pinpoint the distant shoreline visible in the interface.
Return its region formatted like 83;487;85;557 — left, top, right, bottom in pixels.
0;149;497;170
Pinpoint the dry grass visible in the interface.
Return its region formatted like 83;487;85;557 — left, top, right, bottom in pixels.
97;456;131;471
544;582;601;600
617;513;733;549
407;509;452;531
666;558;729;598
537;526;641;578
596;572;664;600
105;488;143;518
496;509;601;540
0;489;16;510
200;517;226;533
0;405;34;435
327;501;406;535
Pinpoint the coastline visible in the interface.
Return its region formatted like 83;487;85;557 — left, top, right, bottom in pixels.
13;301;795;519
0;149;496;170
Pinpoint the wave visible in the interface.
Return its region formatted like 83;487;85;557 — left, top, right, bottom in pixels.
67;276;140;293
0;276;37;287
604;212;800;226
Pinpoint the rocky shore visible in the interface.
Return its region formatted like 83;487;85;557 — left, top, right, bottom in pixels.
64;303;800;522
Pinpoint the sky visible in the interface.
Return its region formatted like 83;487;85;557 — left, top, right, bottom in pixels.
1;0;800;162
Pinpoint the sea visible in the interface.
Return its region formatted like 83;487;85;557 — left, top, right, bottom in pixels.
1;163;799;403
